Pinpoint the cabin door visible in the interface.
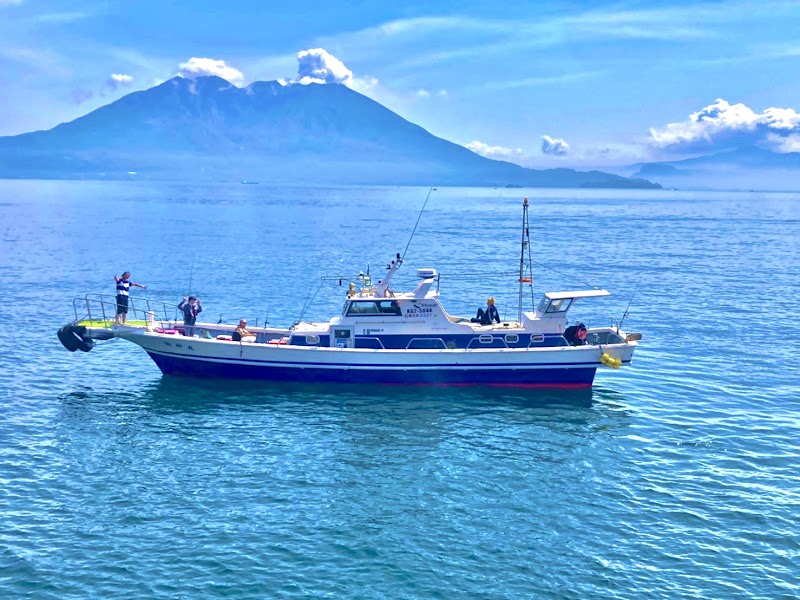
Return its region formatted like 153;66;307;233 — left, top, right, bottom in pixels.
332;327;354;348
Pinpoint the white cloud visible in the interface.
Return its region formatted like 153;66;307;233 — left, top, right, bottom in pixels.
177;57;244;84
322;5;726;76
291;48;380;97
295;48;352;85
107;73;133;90
414;88;448;98
349;75;379;93
649;98;800;153
478;71;603;93
541;135;569;156
466;140;522;159
767;132;800;153
414;88;448;100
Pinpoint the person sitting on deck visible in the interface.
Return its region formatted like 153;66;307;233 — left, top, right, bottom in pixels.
232;319;254;342
471;297;501;325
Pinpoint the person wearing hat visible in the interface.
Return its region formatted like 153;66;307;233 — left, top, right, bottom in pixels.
232;319;254;342
472;297;501;325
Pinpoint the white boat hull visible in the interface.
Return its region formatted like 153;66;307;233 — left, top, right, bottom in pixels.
118;330;636;389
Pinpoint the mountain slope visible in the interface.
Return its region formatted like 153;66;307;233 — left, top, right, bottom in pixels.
632;146;800;178
0;76;659;187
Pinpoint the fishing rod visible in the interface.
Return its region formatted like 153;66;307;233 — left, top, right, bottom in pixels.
296;279;324;324
401;187;437;263
294;188;437;322
187;257;195;293
617;277;642;334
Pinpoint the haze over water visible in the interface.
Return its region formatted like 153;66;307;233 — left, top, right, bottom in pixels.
1;181;798;598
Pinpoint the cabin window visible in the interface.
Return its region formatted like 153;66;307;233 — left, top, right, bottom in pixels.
305;335;320;345
530;334;545;344
346;300;401;316
377;300;402;315
505;334;519;344
347;301;379;315
334;329;351;339
545;298;573;313
479;334;494;344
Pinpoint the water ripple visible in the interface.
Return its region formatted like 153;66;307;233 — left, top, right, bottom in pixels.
1;183;799;598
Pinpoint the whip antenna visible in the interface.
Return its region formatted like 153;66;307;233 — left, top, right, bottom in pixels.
401;187;437;263
617;277;642;334
517;198;534;323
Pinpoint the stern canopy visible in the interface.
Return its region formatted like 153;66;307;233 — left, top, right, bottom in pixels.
537;290;611;317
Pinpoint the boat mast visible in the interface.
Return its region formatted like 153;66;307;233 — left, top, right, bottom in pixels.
517;198;534;322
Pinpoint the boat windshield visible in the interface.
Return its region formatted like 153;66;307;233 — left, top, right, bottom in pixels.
346;300;402;316
544;298;573;313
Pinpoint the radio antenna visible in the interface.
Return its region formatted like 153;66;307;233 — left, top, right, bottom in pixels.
517;198;534;322
401;187;437;263
617;277;642;334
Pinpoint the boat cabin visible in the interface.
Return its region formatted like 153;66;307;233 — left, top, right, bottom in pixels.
287;265;613;351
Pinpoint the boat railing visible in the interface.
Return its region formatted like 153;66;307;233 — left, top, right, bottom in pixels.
71;294;180;328
467;335;509;349
406;338;447;350
355;337;386;350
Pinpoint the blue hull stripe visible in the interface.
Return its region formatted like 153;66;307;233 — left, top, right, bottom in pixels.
146;351;599;387
144;347;628;370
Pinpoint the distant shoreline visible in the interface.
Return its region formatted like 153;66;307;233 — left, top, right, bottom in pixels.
0;174;662;190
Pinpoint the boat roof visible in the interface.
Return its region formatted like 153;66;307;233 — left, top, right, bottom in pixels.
544;290;611;300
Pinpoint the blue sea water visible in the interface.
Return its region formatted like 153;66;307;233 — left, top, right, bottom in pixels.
0;180;798;598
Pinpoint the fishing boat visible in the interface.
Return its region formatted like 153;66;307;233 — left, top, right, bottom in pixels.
57;198;641;389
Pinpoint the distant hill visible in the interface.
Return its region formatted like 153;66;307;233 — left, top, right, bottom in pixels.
633;163;688;177
0;75;660;188
631;145;800;189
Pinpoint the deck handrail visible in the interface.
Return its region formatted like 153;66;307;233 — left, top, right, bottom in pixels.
71;293;181;327
467;335;509;349
356;336;386;349
406;337;447;350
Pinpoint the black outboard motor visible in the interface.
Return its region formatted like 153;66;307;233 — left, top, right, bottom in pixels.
564;323;588;346
57;325;96;352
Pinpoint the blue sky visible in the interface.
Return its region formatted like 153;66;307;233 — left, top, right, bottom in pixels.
2;0;800;167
